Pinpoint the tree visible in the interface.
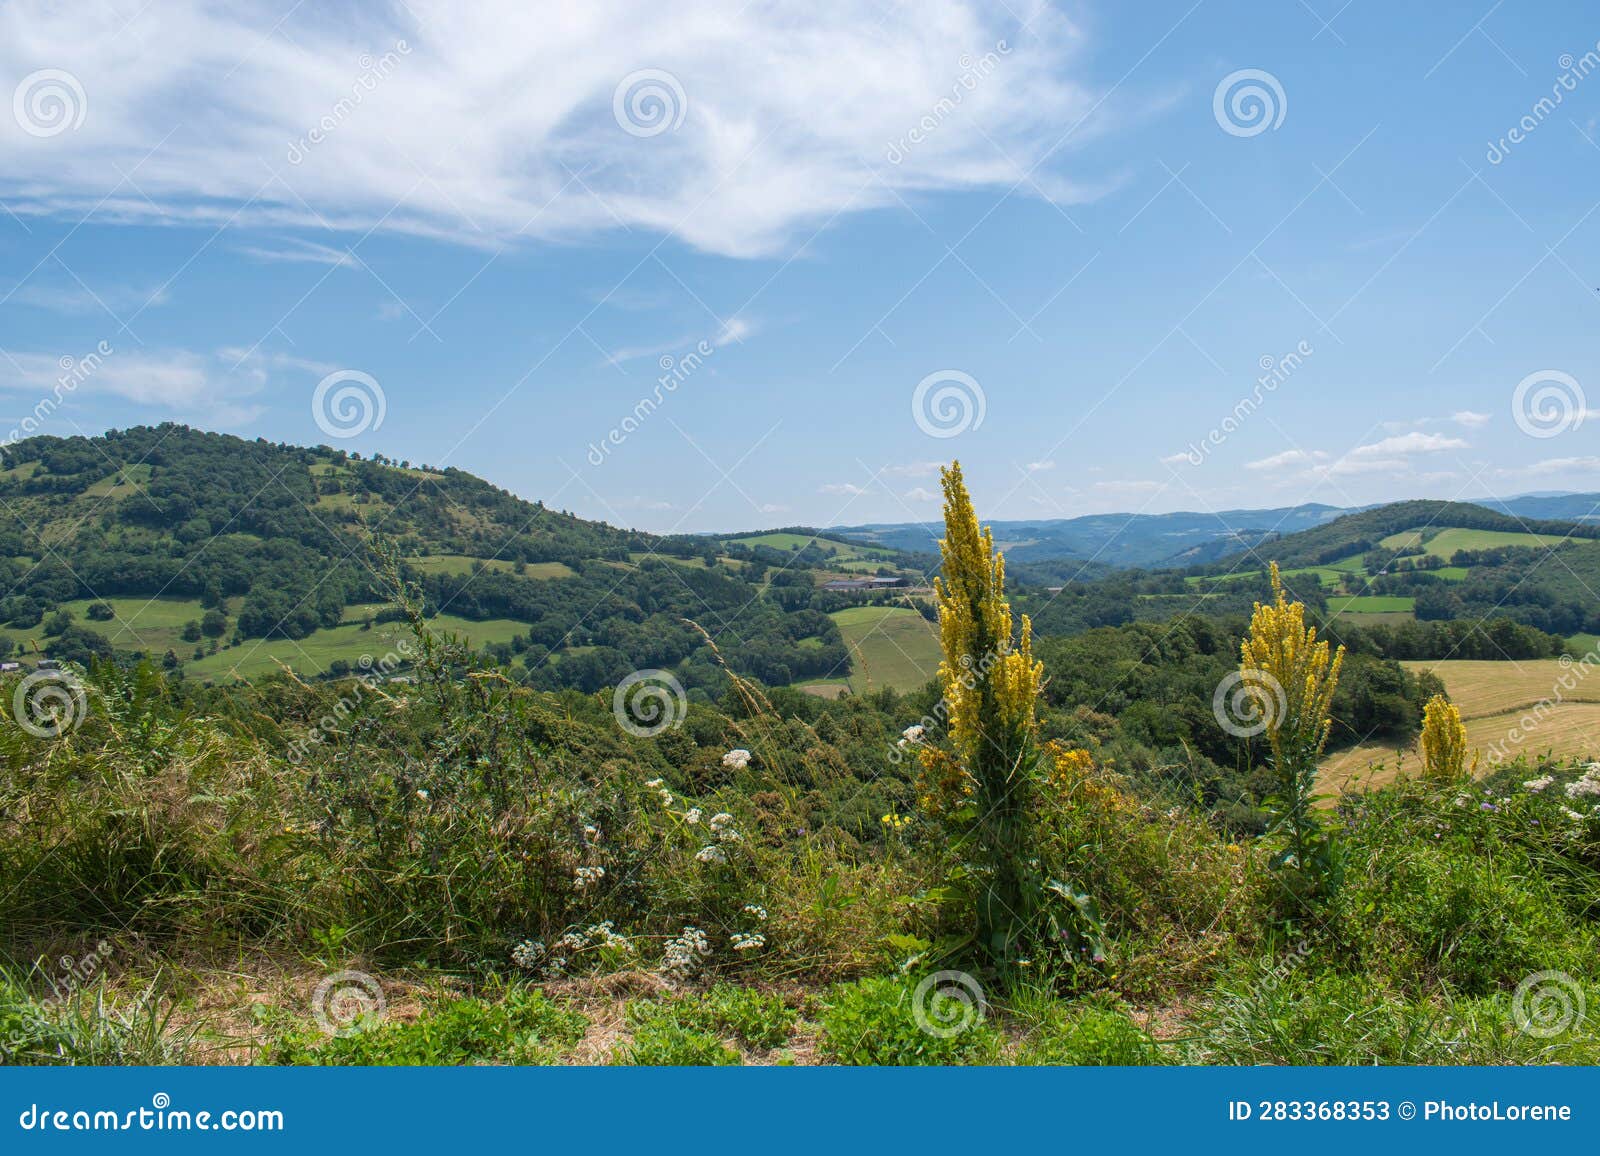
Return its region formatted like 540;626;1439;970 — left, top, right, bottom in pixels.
87;601;116;621
201;608;228;638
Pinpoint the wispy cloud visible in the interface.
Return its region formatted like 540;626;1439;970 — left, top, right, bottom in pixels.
0;0;1107;258
8;281;170;315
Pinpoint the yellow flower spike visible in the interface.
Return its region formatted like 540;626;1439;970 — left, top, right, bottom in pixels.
1420;693;1470;779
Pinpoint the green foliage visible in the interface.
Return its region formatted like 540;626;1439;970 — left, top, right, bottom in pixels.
264;987;586;1066
0;975;190;1066
818;976;1000;1066
622;985;795;1052
1013;995;1163;1066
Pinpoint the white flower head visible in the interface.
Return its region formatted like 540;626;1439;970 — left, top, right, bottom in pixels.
722;748;752;769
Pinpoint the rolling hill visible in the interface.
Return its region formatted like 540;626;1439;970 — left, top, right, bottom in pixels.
0;425;933;691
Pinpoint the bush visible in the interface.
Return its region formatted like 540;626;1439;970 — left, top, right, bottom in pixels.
819;975;999;1066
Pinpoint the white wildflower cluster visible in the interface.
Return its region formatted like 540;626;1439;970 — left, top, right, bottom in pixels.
684;807;702;825
693;811;744;865
513;922;633;979
1523;775;1555;794
896;724;925;751
511;939;545;970
722;748;751;769
645;778;674;805
661;926;712;981
730;932;766;952
1565;765;1600;799
742;904;768;921
573;865;606;890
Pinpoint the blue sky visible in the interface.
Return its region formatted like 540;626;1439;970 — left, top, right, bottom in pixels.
1;0;1597;533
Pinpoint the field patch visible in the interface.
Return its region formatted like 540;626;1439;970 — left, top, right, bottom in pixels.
1328;595;1414;614
1318;657;1600;796
186;615;527;681
828;605;940;693
408;555;575;579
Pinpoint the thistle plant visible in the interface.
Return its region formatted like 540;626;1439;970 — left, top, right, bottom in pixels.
928;462;1050;965
1239;563;1345;895
1419;693;1470;779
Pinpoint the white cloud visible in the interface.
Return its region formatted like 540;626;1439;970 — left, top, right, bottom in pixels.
1349;431;1469;458
0;0;1107;258
0;345;280;425
1025;460;1054;472
820;482;867;496
1506;457;1600;476
1159;451;1192;466
8;281;169;314
904;486;939;502
603;314;755;365
1245;449;1326;470
1452;410;1491;428
1092;479;1164;496
882;461;944;478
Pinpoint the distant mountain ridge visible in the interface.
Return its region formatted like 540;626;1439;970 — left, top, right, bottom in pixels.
831;494;1600;570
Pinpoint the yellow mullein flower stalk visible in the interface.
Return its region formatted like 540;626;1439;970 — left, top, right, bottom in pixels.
933;461;1043;777
931;461;1045;963
1419;693;1469;779
1239;562;1345;884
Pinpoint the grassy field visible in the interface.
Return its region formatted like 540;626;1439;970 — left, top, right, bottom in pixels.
1327;595;1414;614
807;605;940;694
407;554;575;579
1319;657;1600;795
6;595;207;656
186;615;528;682
728;532;892;561
1379;526;1573;560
